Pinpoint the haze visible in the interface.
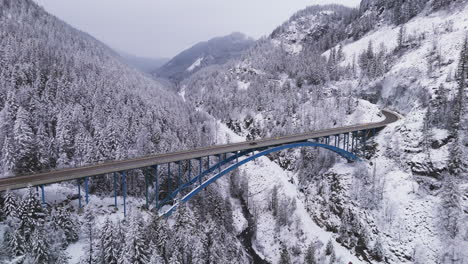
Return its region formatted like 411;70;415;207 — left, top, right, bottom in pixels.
35;0;361;58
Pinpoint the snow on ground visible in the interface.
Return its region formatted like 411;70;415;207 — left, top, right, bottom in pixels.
242;156;363;264
25;183;150;264
231;198;248;234
368;118;445;263
187;57;204;72
179;85;187;102
330;2;468;69
66;240;86;264
210;117;364;263
237;80;251;91
346;99;385;125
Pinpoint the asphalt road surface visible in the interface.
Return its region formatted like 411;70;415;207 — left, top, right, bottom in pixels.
0;110;400;191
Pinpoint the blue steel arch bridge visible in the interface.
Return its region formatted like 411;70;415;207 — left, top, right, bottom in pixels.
0;110;400;217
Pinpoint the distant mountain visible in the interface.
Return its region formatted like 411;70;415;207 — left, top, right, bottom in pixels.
118;51;169;74
154;32;255;82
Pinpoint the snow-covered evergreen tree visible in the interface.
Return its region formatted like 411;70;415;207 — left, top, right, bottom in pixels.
100;217;118;264
52;207;78;245
325;239;334;256
147;216;169;261
2;191;18;218
27;229;51;264
304;242;317;264
121;213;150;264
1;135;16;175
18;186;46;241
81;207;99;264
440;173;462;239
278;246;291;264
372;237;384;261
8;229;25;257
13;107;39;174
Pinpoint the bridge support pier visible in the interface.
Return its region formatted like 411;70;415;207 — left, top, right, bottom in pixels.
153;165;159;209
85;177;89;205
77;180;82;209
113;173;118;208
188;160;191;181
198;158;202;185
363;130;367;157
145;173;149;209
167;163;171;195
122;172;127;217
40;185;45;207
177;161;182;191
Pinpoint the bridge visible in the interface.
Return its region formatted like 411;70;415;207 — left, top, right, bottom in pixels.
0;110;400;216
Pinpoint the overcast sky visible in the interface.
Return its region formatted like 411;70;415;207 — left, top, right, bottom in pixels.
34;0;361;58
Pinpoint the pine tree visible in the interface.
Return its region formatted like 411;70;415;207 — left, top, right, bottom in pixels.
449;37;468;176
13;106;39;174
56;109;75;168
271;185;279;217
433;0;452;10
8;229;25;256
147;216;169;261
122;214;150;264
304;242;317;264
329;249;336;264
440;173;461;239
279;246;291;264
1;135;16;175
325;239;334;256
101;217;118;264
397;25;406;51
81;207;98;264
372;237;384;261
52;207;78;244
29;229;51;264
337;44;344;62
19;186;46;241
2;191;18;217
148;242;163;264
55;250;71;264
168;255;181;264
224;197;234;233
148;253;164;264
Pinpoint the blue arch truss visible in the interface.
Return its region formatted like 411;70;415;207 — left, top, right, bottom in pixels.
161;141;359;216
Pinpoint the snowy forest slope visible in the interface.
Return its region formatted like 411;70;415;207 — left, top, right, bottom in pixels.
0;0;467;263
155;32;255;83
0;0;215;178
180;0;468;263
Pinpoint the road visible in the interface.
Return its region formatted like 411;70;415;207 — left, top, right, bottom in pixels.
0;110;400;191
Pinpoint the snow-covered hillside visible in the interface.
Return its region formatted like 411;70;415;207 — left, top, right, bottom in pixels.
180;0;467;263
0;0;467;263
155;32;255;82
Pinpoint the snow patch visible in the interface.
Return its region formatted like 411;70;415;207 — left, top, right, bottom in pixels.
179;85;186;102
186;57;204;72
237;80;250;91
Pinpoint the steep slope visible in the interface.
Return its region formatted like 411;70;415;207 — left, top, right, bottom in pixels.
155;32;255;82
0;0;214;177
0;1;251;263
180;1;467;263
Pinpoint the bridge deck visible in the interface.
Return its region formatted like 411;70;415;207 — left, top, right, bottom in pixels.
0;110;400;191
